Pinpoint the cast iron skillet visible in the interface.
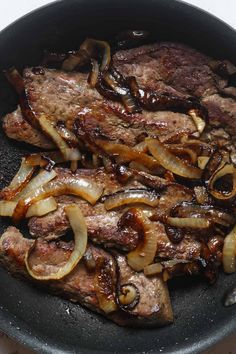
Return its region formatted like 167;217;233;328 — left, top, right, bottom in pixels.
0;0;236;353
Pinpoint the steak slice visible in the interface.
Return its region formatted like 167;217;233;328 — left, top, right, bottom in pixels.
113;42;230;98
203;93;236;139
2;107;54;149
3;66;196;148
0;227;173;327
28;167;200;260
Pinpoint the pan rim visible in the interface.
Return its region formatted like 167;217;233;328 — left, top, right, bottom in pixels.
0;0;236;353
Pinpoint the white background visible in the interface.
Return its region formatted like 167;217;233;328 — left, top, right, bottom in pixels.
0;1;235;354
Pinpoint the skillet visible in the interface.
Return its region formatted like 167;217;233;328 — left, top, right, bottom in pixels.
0;0;236;353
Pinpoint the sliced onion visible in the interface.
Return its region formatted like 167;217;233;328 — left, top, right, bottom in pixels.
223;225;236;273
97;140;161;173
38;115;81;162
103;71;139;114
188;109;206;136
172;202;235;227
0;200;16;216
0;197;57;218
25;151;65;168
95;257;117;314
13;175;103;223
146;138;202;179
25;197;57;218
118;283;140;310
167;217;210;229
104;189;159;210
126;208;158;271
161;259;189;268
25;204;87;280
4;68;40;129
166;145;198;164
208;164;236;200
144;263;163;276
0;158;35;200
198;156;209;170
62;38;111;72
55;123;79;146
129;161;150;173
194;186;209;205
88;59;99;88
14;169;57;202
133;141;148;153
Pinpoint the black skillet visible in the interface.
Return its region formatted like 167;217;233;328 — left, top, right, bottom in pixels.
0;0;236;353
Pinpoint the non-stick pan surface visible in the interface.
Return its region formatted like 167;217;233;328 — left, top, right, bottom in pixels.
0;1;236;353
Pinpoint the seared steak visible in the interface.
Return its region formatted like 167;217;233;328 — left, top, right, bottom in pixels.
0;227;173;327
27;167;200;260
113;42;232;97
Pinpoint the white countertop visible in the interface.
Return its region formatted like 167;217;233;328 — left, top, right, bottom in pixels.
0;1;236;353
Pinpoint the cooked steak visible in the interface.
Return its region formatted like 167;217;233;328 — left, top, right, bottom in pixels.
3;42;236;151
0;227;173;327
113;42;231;97
3;107;54;149
27;167;200;260
3;67;196;147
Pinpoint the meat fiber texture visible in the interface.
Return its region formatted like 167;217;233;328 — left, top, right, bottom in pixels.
3;42;236;156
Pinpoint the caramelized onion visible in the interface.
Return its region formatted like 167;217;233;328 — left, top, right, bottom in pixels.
88;59;99;88
38;115;81;162
56;123;79;146
0;200;16;216
194;186;209;205
188;109;206;136
15;169;57;202
118;283;140;310
144;263;163;276
172;202;235;227
126;208;158;271
208;164;236;200
25;204;87;280
104;189;159;210
0;158;35;200
95;257;117;314
197;156;209;170
202;150;225;184
0;197;57;218
166;145;198;164
13;175;103;223
62;38;111;72
4;68;40;129
167;217;210;229
146;138;202;179
25;197;57;218
223;225;236;273
97;140;161;173
103;70;140;113
25;150;80;170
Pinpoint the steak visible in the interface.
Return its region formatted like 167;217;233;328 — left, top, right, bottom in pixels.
3;67;196;148
3;42;236;150
28;167;201;260
0;227;173;327
112;42;232;98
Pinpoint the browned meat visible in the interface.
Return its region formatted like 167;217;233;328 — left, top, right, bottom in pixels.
113;253;173;326
3;67;196;148
113;42;229;97
203;94;236;139
3;42;236;150
27;168;200;260
2;107;54;149
0;227;173;327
